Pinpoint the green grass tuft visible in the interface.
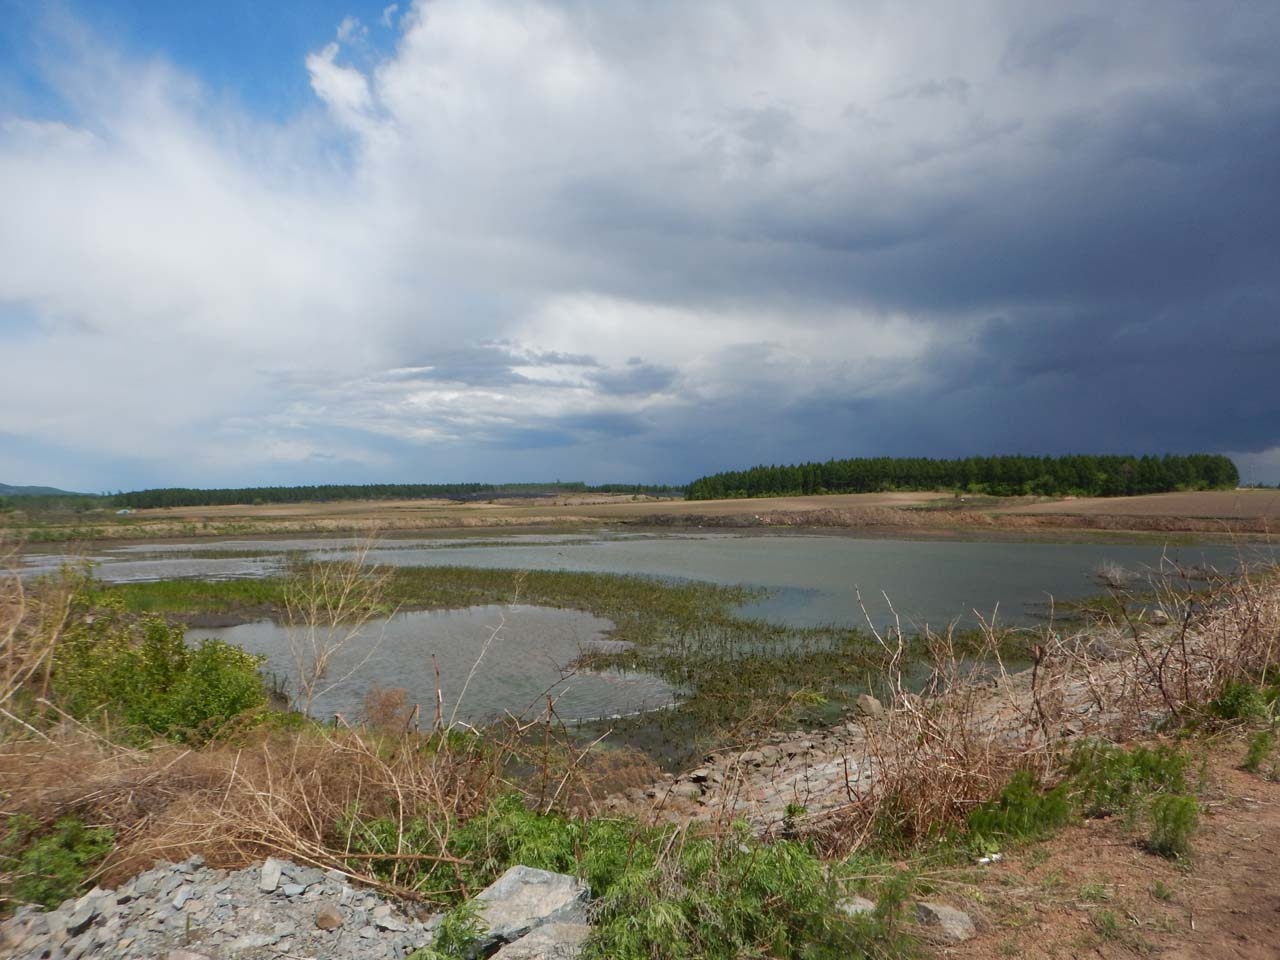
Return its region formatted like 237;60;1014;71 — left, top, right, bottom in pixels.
0;815;115;912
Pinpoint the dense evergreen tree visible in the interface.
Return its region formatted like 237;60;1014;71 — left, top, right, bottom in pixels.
684;454;1239;501
111;481;682;510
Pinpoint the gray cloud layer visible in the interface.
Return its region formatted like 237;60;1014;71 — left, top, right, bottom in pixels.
2;1;1278;488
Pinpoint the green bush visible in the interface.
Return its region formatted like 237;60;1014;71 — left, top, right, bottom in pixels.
1243;730;1275;774
344;795;910;960
966;770;1073;852
1147;795;1198;860
1;815;114;912
1208;681;1275;723
409;902;484;959
1066;742;1189;819
53;597;266;743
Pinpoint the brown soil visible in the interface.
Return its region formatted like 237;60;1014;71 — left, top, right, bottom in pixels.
996;490;1280;522
947;742;1280;960
12;489;1279;544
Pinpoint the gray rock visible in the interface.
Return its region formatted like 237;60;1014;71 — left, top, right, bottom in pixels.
854;694;885;719
295;867;328;889
281;883;306;897
838;896;876;916
64;902;98;937
374;915;409;932
132;873;157;896
472;866;590;951
165;951;214;960
228;932;279;951
914;901;975;942
258;858;284;893
778;739;815;758
490;921;591;959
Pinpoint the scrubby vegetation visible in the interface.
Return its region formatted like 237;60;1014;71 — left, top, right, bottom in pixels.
99;565;889;767
685;453;1239;500
4;536;1279;957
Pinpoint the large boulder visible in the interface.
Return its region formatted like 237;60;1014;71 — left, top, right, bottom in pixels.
472;866;590;953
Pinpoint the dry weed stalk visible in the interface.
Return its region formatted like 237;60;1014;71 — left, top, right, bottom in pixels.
0;548;82;735
283;536;395;716
811;562;1280;855
1;720;507;896
820;598;1052;852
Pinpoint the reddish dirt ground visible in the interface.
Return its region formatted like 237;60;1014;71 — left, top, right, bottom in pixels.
996;490;1280;522
944;741;1280;960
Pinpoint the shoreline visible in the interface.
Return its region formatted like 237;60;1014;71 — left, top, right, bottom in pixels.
9;514;1277;553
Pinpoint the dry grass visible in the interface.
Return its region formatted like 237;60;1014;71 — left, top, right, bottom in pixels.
0;721;500;894
995;489;1280;520
0;547;607;901
283;537;396;716
800;562;1280;856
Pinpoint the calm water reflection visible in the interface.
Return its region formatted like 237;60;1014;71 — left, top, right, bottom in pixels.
24;531;1275;629
188;604;674;724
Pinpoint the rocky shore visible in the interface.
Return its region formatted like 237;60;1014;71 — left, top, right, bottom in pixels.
0;857;593;960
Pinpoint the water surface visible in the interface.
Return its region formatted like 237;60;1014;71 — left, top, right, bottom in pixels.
188;604;674;724
23;531;1274;629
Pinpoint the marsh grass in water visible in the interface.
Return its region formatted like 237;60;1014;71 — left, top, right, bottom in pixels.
102;565;894;766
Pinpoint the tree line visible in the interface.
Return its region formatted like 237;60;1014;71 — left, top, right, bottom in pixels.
110;481;683;510
684;454;1240;500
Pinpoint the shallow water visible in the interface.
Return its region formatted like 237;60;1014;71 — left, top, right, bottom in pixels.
23;530;1275;629
188;604;675;724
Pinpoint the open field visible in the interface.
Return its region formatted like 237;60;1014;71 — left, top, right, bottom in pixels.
995;488;1280;519
4;489;1278;543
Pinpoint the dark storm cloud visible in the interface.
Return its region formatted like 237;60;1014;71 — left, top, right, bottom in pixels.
590;361;676;397
7;1;1280;488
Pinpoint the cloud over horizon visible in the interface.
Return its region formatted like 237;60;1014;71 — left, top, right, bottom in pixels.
2;1;1279;490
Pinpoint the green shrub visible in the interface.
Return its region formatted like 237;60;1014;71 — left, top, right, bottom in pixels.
966;770;1073;852
53;598;266;743
1093;909;1121;940
1147;795;1198;860
1208;681;1274;723
409;902;484;959
1066;742;1189;819
344;795;911;959
1243;731;1275;774
0;815;115;912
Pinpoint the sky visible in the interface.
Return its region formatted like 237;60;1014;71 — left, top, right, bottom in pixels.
2;1;1279;492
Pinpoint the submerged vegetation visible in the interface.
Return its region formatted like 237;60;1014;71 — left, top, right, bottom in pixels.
97;564;891;766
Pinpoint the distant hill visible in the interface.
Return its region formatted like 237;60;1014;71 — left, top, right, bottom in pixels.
0;483;92;497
